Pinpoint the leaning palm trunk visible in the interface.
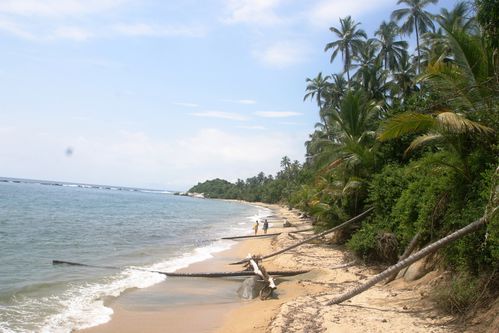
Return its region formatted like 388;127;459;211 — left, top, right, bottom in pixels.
327;216;487;305
328;166;499;305
231;207;374;265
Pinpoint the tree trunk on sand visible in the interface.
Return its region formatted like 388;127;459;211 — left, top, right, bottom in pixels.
327;165;498;305
327;216;487;305
52;260;308;277
221;227;314;240
230;207;374;265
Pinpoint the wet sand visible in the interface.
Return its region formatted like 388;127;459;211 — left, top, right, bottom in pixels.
79;203;284;333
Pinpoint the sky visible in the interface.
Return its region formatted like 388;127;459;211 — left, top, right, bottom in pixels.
0;0;456;190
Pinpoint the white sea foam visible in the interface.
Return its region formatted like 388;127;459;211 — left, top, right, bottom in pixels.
0;186;263;333
248;206;273;222
138;189;171;194
39;240;234;332
40;271;165;332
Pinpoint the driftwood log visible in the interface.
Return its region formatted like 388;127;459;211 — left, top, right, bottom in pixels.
221;227;314;240
230;207;374;265
52;260;308;277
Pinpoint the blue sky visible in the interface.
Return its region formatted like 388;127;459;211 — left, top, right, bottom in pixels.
0;0;456;190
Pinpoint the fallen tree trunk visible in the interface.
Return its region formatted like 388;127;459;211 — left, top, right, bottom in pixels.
230;207;374;265
384;232;421;284
52;260;308;277
327;216;487;305
221;227;314;240
222;233;282;240
157;270;307;278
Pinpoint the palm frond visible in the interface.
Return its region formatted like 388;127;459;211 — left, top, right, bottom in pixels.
436;111;495;134
342;179;365;195
404;133;444;155
378;112;435;141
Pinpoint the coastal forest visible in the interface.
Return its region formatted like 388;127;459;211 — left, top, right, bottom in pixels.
189;0;498;315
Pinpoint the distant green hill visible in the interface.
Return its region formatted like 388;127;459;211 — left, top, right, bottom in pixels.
188;178;237;199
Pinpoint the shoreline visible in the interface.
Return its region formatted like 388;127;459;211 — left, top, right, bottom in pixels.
78;201;282;333
79;201;475;333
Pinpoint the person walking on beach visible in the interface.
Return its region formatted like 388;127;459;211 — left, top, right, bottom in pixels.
253;220;259;235
263;219;269;234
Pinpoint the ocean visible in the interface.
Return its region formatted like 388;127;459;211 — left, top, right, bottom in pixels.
0;179;270;333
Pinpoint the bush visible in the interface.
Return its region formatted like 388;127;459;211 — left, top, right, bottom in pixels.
433;273;480;315
433;271;498;315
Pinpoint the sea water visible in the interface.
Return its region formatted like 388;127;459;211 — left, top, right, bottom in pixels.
0;179;270;333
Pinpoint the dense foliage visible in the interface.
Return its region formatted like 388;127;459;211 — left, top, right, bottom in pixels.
189;157;307;203
190;0;498;311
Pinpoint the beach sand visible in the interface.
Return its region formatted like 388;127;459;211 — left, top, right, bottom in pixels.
80;203;469;333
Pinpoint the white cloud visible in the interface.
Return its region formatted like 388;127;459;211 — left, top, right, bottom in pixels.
173;102;200;108
0;2;206;41
237;125;266;130
254;111;302;118
190;111;248;121
173;128;304;184
0;0;127;17
0;18;35;39
223;0;283;26
51;26;92;41
112;23;207;38
238;99;257;105
0;127;305;189
307;0;393;27
253;40;311;68
221;99;257;105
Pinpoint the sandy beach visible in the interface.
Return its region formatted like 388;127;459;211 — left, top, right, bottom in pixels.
80;203;496;333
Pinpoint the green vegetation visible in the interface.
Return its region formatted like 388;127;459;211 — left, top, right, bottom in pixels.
190;0;498;314
189;157;306;203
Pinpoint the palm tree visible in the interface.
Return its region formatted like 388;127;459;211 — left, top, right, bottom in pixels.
392;52;417;98
325;16;367;83
379;12;497;181
328;90;381;176
325;74;348;109
304;72;330;108
420;24;497;120
391;0;438;73
418;2;477;68
375;21;409;71
437;1;475;33
306;90;381;178
352;39;380;78
304;72;331;126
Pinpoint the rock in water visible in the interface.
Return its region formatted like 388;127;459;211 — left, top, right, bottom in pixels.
237;276;265;300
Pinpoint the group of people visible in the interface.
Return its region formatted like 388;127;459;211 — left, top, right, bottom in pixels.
253;219;269;235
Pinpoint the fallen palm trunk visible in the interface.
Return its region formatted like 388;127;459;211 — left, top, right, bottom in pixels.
384;232;421;284
327;216;487;305
52;260;308;277
221;227;314;240
230;207;374;265
222;233;282;240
